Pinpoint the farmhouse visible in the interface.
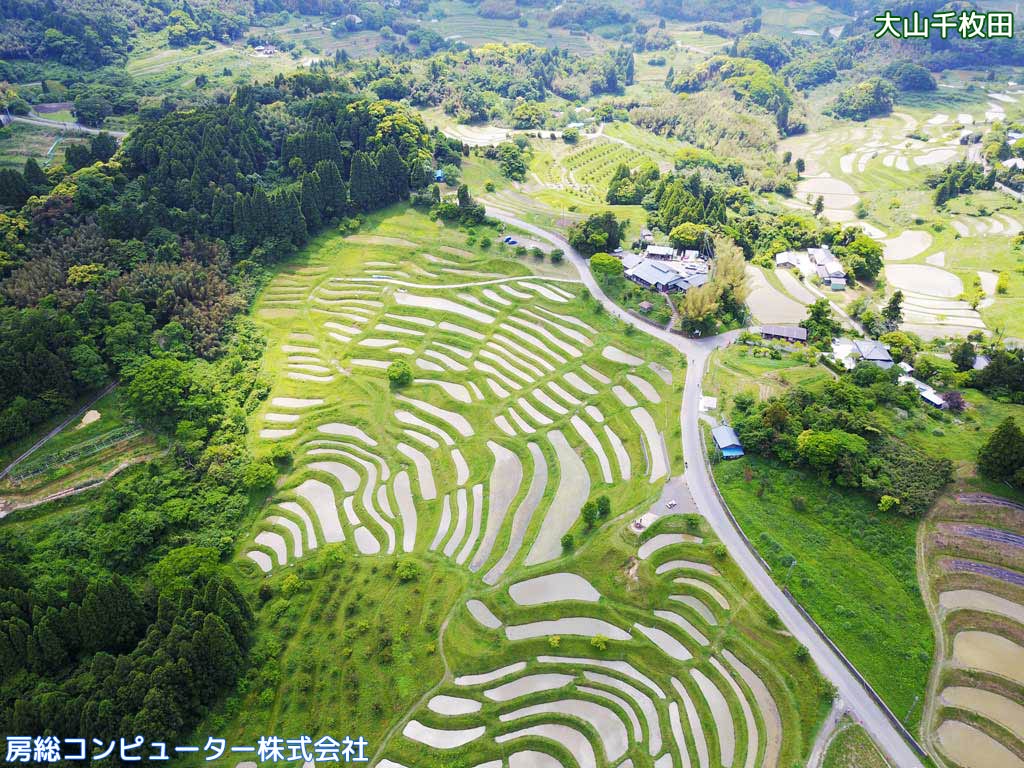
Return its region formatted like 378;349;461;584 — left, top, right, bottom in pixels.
625;253;711;293
625;260;690;292
775;251;801;269
774;245;847;289
809;246;847;290
760;325;808;343
832;338;894;369
899;375;947;409
712;425;744;459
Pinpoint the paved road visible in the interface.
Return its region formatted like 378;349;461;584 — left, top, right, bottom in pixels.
488;206;926;768
12;115;128;139
0;382;117;482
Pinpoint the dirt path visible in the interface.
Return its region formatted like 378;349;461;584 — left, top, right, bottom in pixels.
0;456;149;519
917;510;947;767
12;115;128;138
807;699;850;768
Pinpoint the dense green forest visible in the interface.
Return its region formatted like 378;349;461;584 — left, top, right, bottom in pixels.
0;62;453;743
0;80;438;447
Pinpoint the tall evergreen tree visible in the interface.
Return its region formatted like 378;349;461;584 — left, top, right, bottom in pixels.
348;151;379;211
314;160;347;218
23;158;49;194
300;172;323;230
0;169;30;208
376;144;409;203
978;417;1024;481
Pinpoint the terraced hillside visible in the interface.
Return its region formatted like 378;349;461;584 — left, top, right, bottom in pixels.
379;520;829;767
227;208;829;766
922;494;1024;768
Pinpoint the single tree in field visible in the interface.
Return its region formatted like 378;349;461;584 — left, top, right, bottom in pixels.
813;195;824;216
978;417;1024;481
795;157;805;174
678;283;720;336
387;360;412;388
882;290;904;331
800;298;842;346
943;391;966;413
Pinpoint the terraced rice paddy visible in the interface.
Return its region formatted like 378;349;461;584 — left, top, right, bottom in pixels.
381;518;826;767
922;494;1024;768
246;240;686;575
236;209;828;766
779;101;1024;337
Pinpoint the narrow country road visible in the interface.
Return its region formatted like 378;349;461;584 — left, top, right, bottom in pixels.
487;206;926;768
11;115;128;139
0;381;117;482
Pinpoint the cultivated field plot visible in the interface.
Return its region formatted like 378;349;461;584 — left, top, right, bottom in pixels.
243;218;683;578
779;99;1024;337
922;494;1024;768
426;0;596;53
236;208;828;765
379;515;828;767
0;122;88;170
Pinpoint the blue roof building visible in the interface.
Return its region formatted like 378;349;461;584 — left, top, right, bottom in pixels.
712;425;744;459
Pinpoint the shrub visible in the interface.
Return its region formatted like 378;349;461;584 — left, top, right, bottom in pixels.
395;560;420;582
795;645;810;662
281;574;302;597
877;495;901;514
561;533;575;551
548;635;561;648
791;495;807;511
387;360;412;388
590;635;608;651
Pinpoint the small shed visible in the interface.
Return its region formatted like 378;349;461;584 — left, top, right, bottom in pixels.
921;390;947;409
646;244;678;260
638;300;654;313
712;425;744;459
433;169;446;182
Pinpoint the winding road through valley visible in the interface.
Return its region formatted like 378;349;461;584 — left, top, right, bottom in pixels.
487;205;927;768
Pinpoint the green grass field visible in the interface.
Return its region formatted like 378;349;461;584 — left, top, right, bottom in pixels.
823;720;892;768
705;345;935;728
713;456;932;730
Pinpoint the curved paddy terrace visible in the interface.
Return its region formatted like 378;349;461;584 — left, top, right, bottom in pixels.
922;493;1024;768
230;209;831;766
